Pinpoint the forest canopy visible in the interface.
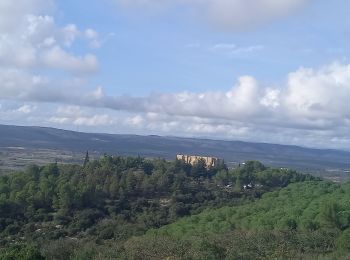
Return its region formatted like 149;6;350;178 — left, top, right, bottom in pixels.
0;156;348;259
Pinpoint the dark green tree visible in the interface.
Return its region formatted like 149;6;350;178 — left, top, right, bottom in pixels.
83;151;90;167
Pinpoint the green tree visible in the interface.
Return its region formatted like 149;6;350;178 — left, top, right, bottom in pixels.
83;151;90;167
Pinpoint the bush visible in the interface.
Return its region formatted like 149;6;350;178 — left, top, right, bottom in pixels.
0;245;44;260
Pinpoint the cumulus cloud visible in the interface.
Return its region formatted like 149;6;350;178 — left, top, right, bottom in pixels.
0;0;100;76
0;0;102;131
41;46;98;73
125;115;145;127
3;61;350;149
4;61;350;135
64;63;349;133
116;0;309;30
17;104;37;114
49;106;115;126
0;0;54;32
284;64;350;120
0;0;348;149
85;29;101;49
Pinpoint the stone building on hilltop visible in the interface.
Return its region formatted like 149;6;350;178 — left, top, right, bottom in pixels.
176;154;219;169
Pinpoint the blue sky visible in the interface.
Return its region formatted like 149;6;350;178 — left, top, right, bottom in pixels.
1;0;350;149
58;0;350;94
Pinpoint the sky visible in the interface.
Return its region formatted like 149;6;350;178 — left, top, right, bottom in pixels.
1;0;350;150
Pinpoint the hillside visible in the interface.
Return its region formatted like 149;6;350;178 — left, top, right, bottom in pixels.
126;181;350;259
150;181;348;237
0;157;349;259
0;158;312;259
1;124;350;180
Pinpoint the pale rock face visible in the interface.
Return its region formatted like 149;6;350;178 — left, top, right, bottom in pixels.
176;154;218;168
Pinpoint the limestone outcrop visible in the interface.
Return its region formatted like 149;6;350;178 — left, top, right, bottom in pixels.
176;154;218;168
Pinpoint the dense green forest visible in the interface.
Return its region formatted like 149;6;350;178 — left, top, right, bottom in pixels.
130;181;350;259
0;155;348;259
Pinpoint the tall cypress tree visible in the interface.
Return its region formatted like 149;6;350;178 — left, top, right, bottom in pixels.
83;150;90;167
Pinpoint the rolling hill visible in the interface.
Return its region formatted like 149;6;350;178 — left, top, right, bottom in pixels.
0;124;350;180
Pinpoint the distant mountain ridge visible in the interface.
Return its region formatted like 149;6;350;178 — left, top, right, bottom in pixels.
1;124;350;177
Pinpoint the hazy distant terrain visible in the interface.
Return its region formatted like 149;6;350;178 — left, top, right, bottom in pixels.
1;124;350;180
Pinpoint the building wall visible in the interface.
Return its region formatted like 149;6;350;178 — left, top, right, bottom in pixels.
176;154;218;168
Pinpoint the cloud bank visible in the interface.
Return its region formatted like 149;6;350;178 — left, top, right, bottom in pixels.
1;0;349;149
2;62;350;149
0;0;100;87
3;61;350;133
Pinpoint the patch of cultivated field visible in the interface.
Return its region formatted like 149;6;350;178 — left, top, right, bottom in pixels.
0;147;89;174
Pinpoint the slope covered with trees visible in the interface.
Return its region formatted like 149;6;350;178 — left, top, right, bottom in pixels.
2;124;350;181
0;156;327;259
127;181;350;259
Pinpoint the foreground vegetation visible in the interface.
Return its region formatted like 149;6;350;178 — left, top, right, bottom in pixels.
1;155;349;259
130;181;350;259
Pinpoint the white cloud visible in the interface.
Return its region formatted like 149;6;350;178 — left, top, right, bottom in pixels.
210;43;264;56
211;44;237;50
116;0;309;30
25;15;55;45
0;0;54;32
260;88;280;109
49;106;115;127
0;68;45;99
73;115;113;126
0;0;349;149
125;115;145;127
0;0;100;75
85;29;101;49
4;62;350;137
230;45;264;55
49;116;70;124
204;0;307;30
0;0;102;131
127;62;350;132
17;104;37;114
62;24;79;47
41;46;98;73
284;64;350;121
